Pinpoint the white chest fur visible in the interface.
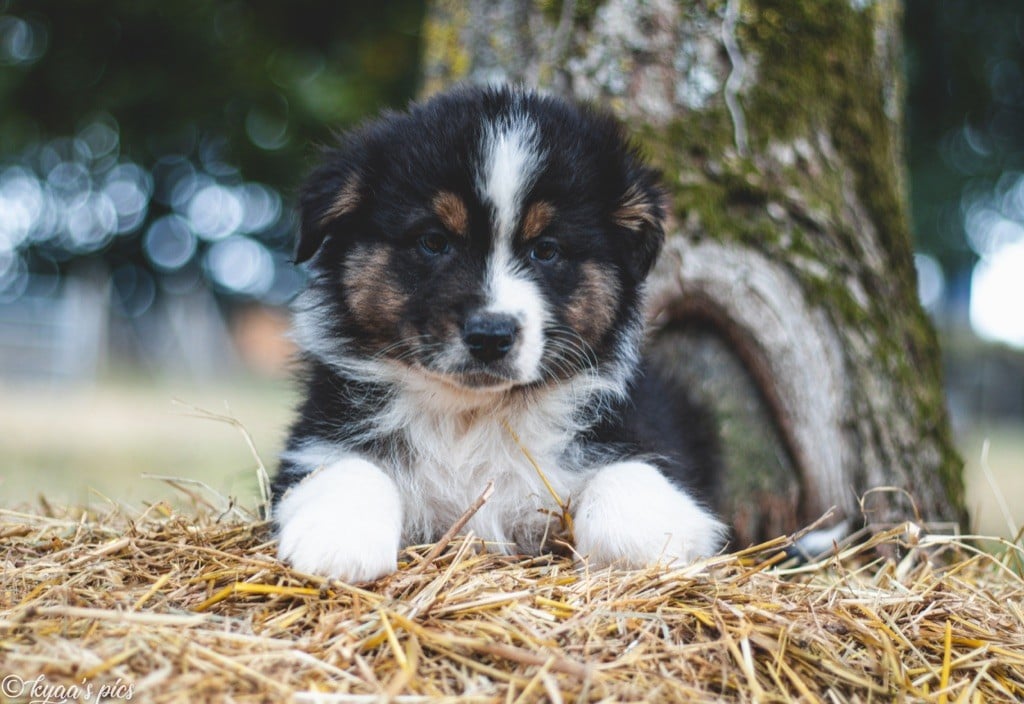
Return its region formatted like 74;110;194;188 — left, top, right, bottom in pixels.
283;380;596;553
393;405;588;551
374;378;595;550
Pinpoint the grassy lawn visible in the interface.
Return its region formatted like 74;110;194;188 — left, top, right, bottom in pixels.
961;422;1024;539
1;376;1021;539
0;375;296;510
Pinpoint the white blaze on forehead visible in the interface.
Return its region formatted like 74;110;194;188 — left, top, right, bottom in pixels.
478;113;544;241
477;112;549;382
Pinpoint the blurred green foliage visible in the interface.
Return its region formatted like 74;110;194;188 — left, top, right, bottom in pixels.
905;0;1024;275
0;0;423;192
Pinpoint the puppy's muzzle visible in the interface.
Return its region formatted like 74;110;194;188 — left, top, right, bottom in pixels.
462;313;518;363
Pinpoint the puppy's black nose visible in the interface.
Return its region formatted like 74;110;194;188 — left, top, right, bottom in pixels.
463;313;518;363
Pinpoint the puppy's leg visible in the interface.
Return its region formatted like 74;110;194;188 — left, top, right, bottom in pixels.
574;461;726;569
275;457;402;582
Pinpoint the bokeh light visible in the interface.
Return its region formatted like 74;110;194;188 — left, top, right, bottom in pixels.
0;250;28;302
970;242;1024;347
245;93;291;151
103;163;152;234
205;235;275;297
144;215;197;272
914;253;946;312
187;183;245;241
0;14;48;66
0;122;294;305
0;167;45;252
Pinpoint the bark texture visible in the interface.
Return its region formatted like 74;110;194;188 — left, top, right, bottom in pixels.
422;0;966;544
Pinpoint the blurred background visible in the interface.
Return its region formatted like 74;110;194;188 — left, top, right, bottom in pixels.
0;0;1020;537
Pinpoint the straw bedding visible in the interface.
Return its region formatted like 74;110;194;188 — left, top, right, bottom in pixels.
2;489;1023;703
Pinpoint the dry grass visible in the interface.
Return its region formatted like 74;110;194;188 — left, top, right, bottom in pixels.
2;485;1023;704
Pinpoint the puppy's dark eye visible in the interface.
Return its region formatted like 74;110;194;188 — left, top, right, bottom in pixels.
529;240;560;263
418;231;451;256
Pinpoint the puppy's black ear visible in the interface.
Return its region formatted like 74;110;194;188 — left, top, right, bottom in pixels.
614;164;667;280
294;154;363;264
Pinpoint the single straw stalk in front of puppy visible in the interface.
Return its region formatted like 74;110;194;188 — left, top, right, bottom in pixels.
503;421;576;542
412;481;495;573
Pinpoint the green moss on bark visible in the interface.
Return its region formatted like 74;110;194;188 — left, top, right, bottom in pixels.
629;0;964;517
743;0;909;270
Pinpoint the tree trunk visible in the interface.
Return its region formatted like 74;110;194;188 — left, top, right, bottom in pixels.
421;0;966;545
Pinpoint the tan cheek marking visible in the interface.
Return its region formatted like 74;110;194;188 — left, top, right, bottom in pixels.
343;246;406;332
432;191;469;237
521;201;555;241
320;173;362;225
565;262;620;344
613;183;661;232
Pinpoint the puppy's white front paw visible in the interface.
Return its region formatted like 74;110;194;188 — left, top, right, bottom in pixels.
275;457;402;582
574;461;726;569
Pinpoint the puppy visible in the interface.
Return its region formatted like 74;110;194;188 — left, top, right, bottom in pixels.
272;85;726;582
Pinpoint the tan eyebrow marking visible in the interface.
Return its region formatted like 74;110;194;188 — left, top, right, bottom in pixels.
432;191;470;237
320;173;362;225
521;201;555;241
613;183;661;232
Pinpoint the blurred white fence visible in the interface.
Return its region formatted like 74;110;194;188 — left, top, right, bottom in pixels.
0;268;240;383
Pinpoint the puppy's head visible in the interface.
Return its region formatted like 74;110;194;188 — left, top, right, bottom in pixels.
294;86;666;395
